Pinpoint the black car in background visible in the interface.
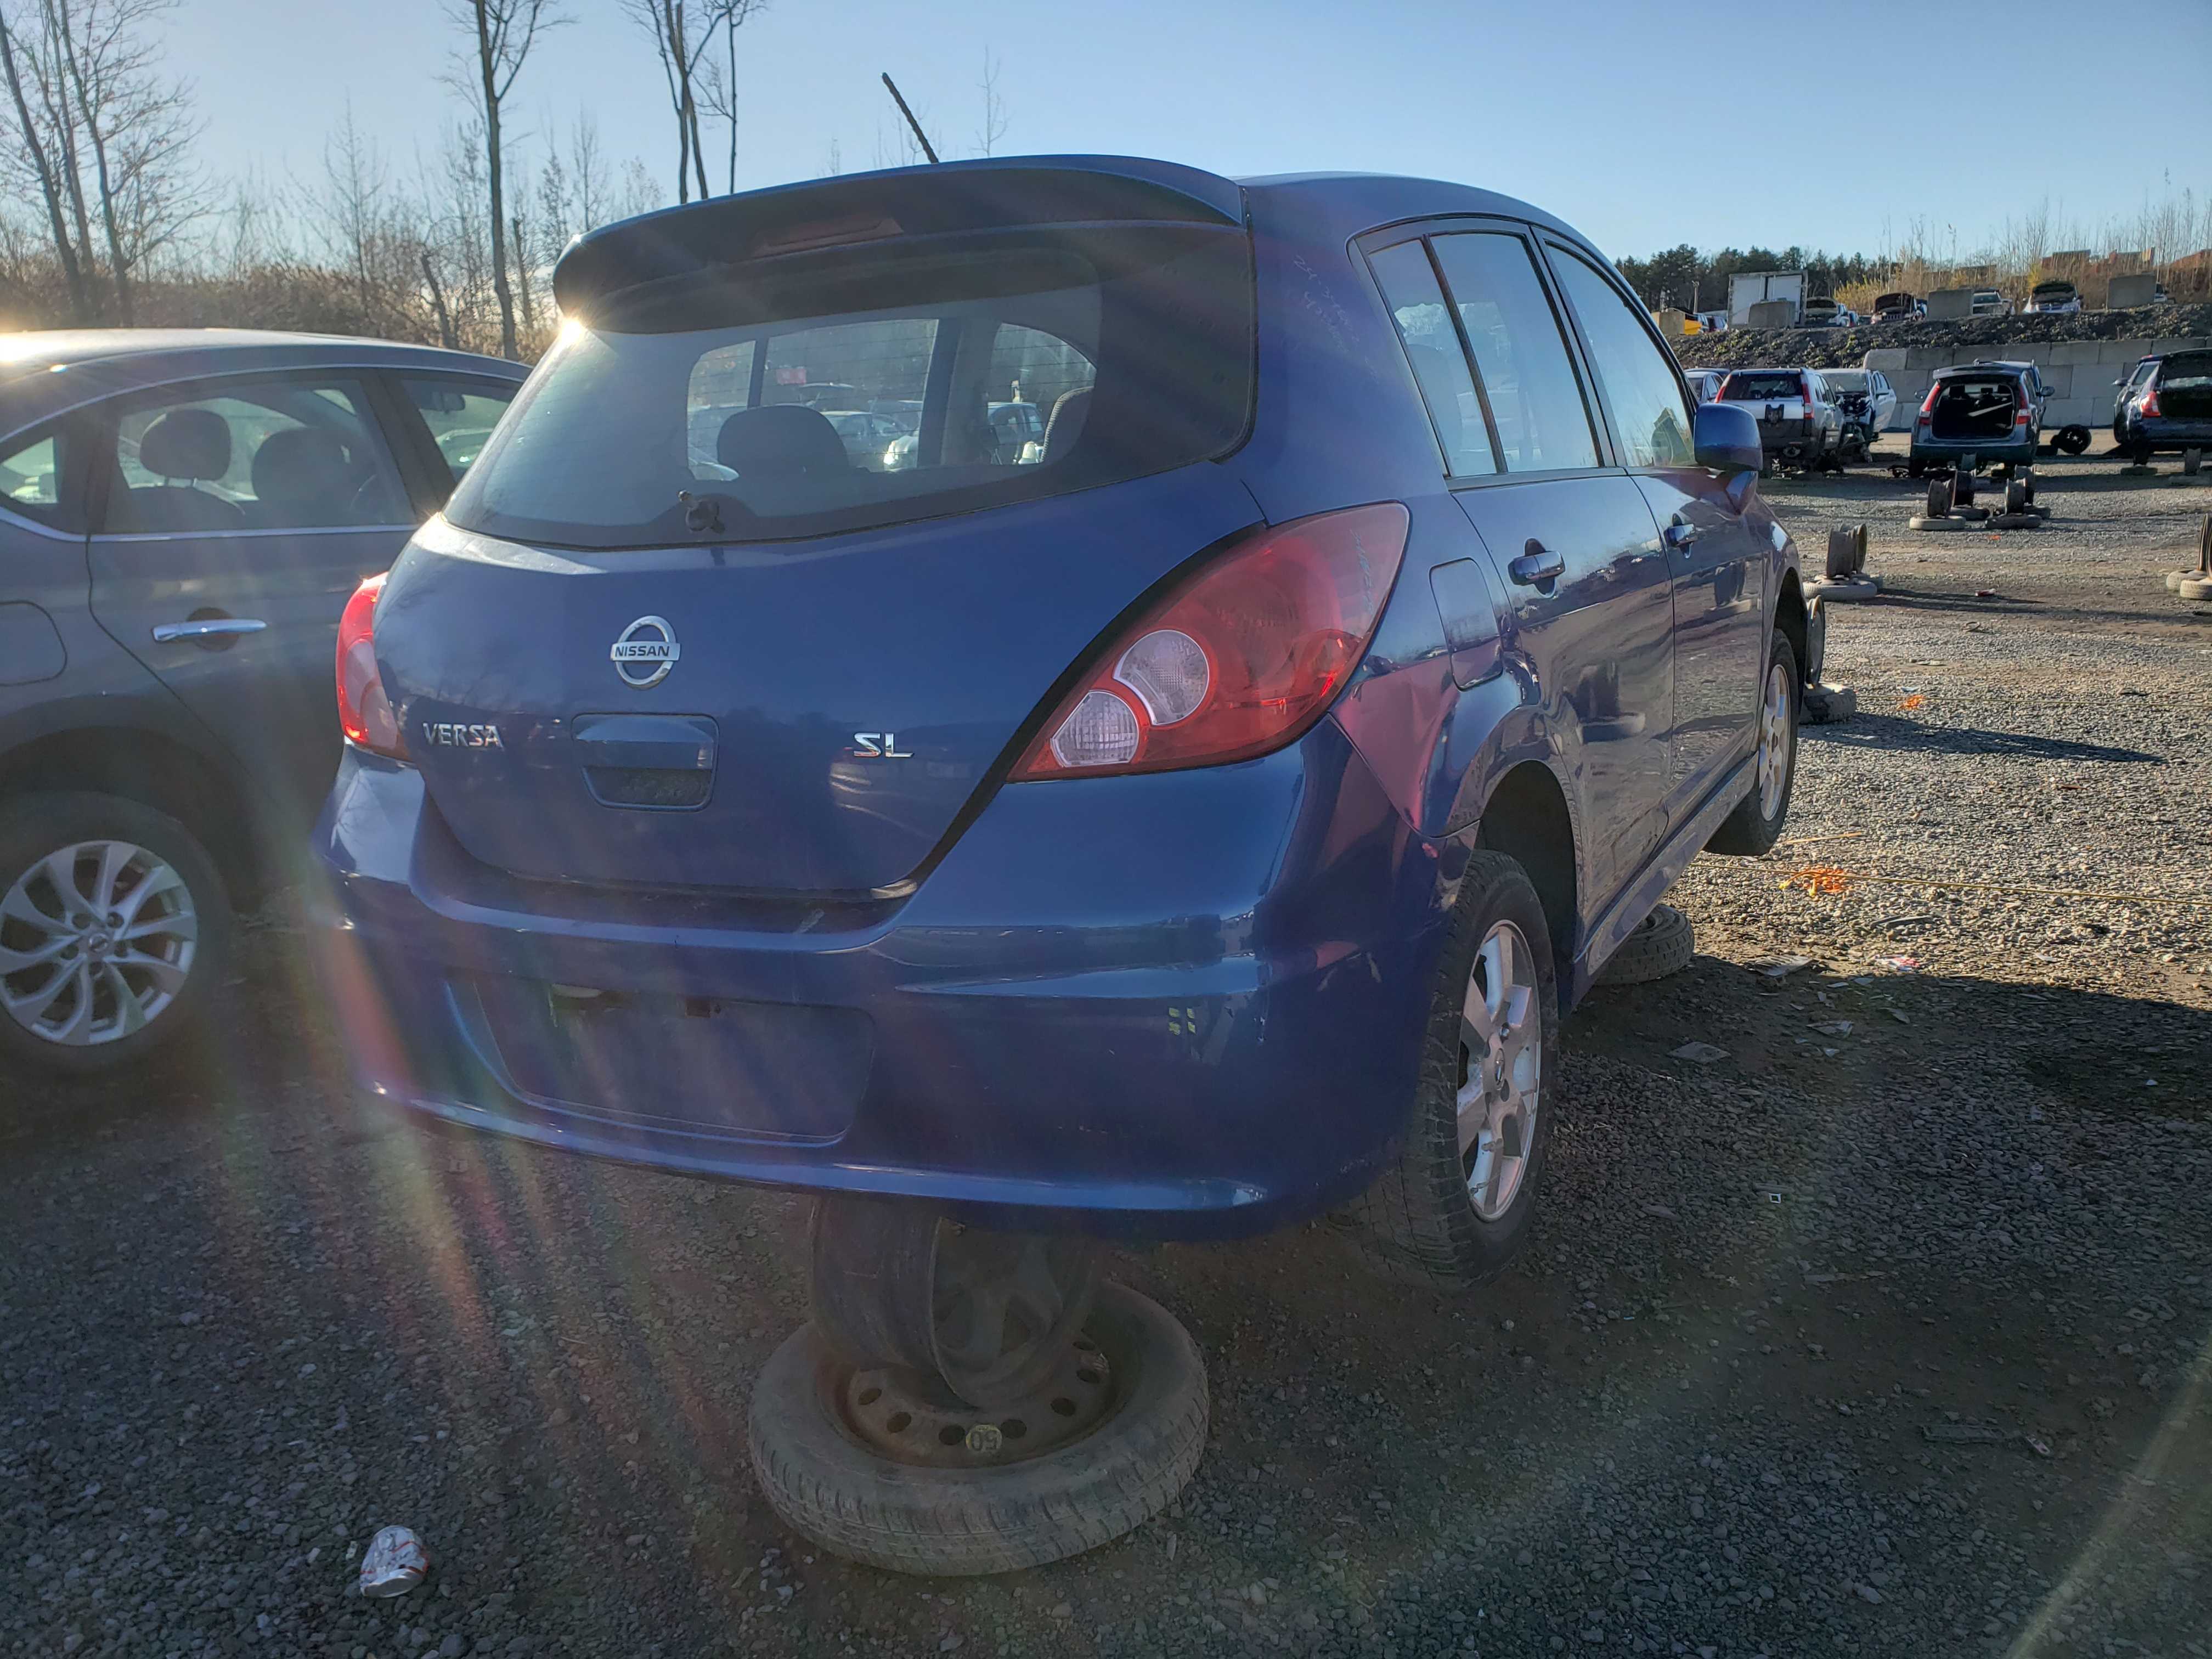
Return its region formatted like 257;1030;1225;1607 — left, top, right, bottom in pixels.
0;330;524;1073
2113;351;2212;461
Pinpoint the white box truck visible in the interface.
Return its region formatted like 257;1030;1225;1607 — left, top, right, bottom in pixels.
1728;271;1806;328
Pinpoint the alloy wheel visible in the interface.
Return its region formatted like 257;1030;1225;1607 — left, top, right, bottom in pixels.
1457;919;1542;1222
1757;662;1793;820
0;839;198;1046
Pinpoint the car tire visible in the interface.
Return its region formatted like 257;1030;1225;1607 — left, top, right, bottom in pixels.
1907;459;1925;478
1925;476;1954;518
1595;903;1694;987
2180;576;2212;602
1705;632;1801;858
0;791;230;1076
1338;849;1560;1293
2056;426;2091;455
748;1282;1207;1576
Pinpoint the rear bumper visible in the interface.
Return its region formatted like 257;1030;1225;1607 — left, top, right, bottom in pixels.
1909;433;2037;466
311;722;1450;1239
2125;416;2212;450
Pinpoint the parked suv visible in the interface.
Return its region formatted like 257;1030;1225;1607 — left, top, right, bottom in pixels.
315;157;1812;1286
0;330;523;1071
1714;366;1845;471
1816;368;1897;454
1908;359;2047;473
2114;351;2212;462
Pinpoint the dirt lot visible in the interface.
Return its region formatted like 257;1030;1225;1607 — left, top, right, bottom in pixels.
4;450;2209;1659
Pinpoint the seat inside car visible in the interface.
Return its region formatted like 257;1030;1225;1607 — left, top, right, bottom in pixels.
249;426;357;526
120;409;245;531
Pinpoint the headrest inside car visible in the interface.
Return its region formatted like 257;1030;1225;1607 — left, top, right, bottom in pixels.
717;405;849;477
137;409;232;482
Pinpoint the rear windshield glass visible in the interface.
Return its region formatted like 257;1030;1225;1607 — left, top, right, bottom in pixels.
1720;373;1805;400
445;230;1254;548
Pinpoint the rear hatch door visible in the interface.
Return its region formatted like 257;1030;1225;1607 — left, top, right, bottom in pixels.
376;160;1260;896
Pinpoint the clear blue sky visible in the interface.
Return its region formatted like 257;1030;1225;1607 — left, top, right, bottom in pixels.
168;0;2211;260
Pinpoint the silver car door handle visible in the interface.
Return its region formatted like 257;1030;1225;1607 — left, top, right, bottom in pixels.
152;618;268;643
1663;520;1701;549
1508;542;1566;586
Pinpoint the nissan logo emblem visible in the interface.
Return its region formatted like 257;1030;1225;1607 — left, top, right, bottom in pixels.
610;616;679;689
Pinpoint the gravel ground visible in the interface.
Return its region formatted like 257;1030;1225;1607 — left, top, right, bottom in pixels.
4;449;2209;1658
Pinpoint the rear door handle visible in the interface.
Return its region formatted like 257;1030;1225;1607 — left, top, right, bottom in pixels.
1508;541;1565;586
1663;518;1701;549
151;617;267;644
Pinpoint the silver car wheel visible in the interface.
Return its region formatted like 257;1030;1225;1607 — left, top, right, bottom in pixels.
1457;919;1542;1222
0;839;198;1046
1756;661;1792;820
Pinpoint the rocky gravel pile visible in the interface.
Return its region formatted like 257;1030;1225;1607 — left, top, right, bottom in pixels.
1673;302;2212;370
3;454;2207;1658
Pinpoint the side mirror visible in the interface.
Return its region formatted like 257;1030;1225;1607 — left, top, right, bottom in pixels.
1694;400;1763;475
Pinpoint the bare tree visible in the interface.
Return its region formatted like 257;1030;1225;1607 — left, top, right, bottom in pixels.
0;0;195;323
0;1;87;319
625;0;762;202
445;0;563;359
974;48;1006;158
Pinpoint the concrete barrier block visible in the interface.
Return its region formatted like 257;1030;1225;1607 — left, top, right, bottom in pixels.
2108;274;2159;309
1926;289;1976;320
2051;340;2106;365
2038;364;2074;397
2041;398;2096;428
1863;347;1909;373
1905;346;1950;370
2152;336;2209;357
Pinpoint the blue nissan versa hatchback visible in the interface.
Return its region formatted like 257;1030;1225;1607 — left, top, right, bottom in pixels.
317;156;1809;1285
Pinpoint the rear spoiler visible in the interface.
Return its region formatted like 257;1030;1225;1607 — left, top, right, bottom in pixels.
552;155;1247;315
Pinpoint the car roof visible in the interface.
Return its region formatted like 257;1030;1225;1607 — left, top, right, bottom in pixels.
0;329;523;435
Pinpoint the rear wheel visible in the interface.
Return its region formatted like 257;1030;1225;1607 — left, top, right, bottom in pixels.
1705;633;1800;857
1595;903;1694;986
1340;850;1559;1291
0;792;230;1076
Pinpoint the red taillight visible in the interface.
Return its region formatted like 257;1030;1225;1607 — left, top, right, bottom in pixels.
336;572;407;759
2140;382;2161;417
1010;503;1410;781
1918;384;1939;420
2015;389;2032;427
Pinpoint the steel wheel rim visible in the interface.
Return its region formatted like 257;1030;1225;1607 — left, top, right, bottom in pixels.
1458;919;1541;1222
1756;662;1792;820
0;839;197;1046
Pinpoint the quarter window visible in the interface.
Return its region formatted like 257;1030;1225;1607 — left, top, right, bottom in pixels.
1428;234;1599;473
103;379;407;534
1368;241;1496;476
0;427;71;527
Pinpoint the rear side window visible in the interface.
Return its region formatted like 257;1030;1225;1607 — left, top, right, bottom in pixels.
102;379;408;534
1427;233;1598;473
1;425;77;529
447;229;1253;548
1547;249;1694;469
400;376;519;488
1368;241;1496;477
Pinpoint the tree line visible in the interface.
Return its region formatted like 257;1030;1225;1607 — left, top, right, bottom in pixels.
0;0;776;358
1616;193;2212;318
